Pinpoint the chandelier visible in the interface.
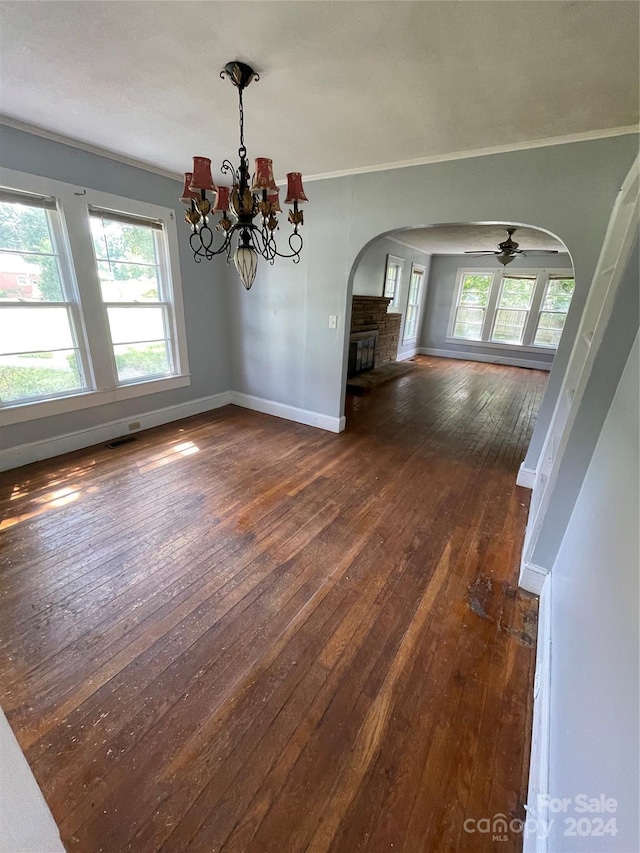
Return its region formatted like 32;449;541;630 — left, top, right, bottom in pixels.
180;61;308;290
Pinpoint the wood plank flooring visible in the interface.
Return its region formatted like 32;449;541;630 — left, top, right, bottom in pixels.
0;356;545;852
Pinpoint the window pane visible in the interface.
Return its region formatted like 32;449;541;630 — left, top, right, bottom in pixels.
499;277;535;309
405;305;417;339
409;272;422;304
107;306;166;345
492;308;527;344
0;349;82;402
384;267;398;300
0;306;75;353
535;311;567;347
454;306;484;340
97;261;160;302
460;274;492;307
90;217;157;266
543;278;575;312
0;253;65;302
0;201;54;254
113;341;171;382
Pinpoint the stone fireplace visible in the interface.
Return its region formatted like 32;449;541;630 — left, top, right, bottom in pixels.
348;295;402;377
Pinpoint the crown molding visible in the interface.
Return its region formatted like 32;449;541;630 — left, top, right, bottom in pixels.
1;116;637;187
0;116;183;182
385;235;432;255
301;125;640;183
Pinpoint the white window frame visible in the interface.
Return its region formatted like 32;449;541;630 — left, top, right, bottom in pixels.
89;205;181;386
489;273;538;345
402;262;425;343
383;254;404;309
0;188;94;405
446;267;574;352
0;167;190;426
533;275;576;349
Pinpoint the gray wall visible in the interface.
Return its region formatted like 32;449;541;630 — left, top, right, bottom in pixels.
546;331;639;852
352;236;431;358
227;174;354;411
0;124;231;452
1;126;637;494
419;252;573;368
227;134;637;473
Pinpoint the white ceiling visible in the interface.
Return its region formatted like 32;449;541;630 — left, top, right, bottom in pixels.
0;2;637;182
390;224;566;256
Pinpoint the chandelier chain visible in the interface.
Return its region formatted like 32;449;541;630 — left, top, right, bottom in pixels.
238;87;246;158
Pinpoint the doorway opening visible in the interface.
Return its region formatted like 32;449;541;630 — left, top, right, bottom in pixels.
341;221;574;436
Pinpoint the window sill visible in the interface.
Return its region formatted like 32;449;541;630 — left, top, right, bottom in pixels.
0;374;191;426
445;337;556;354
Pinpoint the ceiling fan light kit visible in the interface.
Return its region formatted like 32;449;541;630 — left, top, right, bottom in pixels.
466;227;559;266
180;61;308;290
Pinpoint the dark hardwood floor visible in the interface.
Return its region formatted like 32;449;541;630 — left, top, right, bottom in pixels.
0;356;545;852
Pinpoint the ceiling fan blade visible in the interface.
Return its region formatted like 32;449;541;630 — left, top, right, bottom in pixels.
518;249;560;255
464;250;497;255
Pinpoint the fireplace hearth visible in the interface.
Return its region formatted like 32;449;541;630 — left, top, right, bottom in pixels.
348;295;402;377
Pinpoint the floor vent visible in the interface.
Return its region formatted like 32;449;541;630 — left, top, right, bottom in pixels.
105;436;138;449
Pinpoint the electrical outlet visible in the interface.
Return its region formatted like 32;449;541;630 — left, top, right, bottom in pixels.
128;421;141;431
328;314;338;329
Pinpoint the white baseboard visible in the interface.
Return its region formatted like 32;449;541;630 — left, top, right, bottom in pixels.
523;577;552;853
396;346;419;361
519;560;549;596
418;347;552;371
230;392;345;433
1;391;232;471
1;389;346;472
517;463;537;489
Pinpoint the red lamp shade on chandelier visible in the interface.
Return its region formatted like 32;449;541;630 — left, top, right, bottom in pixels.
251;158;278;193
213;186;231;212
179;61;308;290
189;157;216;193
267;190;282;213
284;173;309;204
180;173;199;204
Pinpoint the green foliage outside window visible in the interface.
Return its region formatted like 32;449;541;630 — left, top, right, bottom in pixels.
499;277;535;309
461;274;492;307
0;354;82;402
91;218;157;281
543;278;574;312
0;202;63;301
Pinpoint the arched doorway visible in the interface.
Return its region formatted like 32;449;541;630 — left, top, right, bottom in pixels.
341;222;574;453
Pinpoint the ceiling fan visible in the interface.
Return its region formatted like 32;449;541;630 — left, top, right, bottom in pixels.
465;227;559;266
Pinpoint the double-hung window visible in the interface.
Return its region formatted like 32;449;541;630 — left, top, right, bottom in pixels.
383;254;404;308
451;273;493;340
491;276;537;344
449;267;574;350
403;263;425;341
534;276;575;347
0;189;89;404
90;208;175;383
0;167;189;423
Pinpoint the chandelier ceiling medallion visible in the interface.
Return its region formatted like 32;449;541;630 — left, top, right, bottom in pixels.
180;61;308;290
